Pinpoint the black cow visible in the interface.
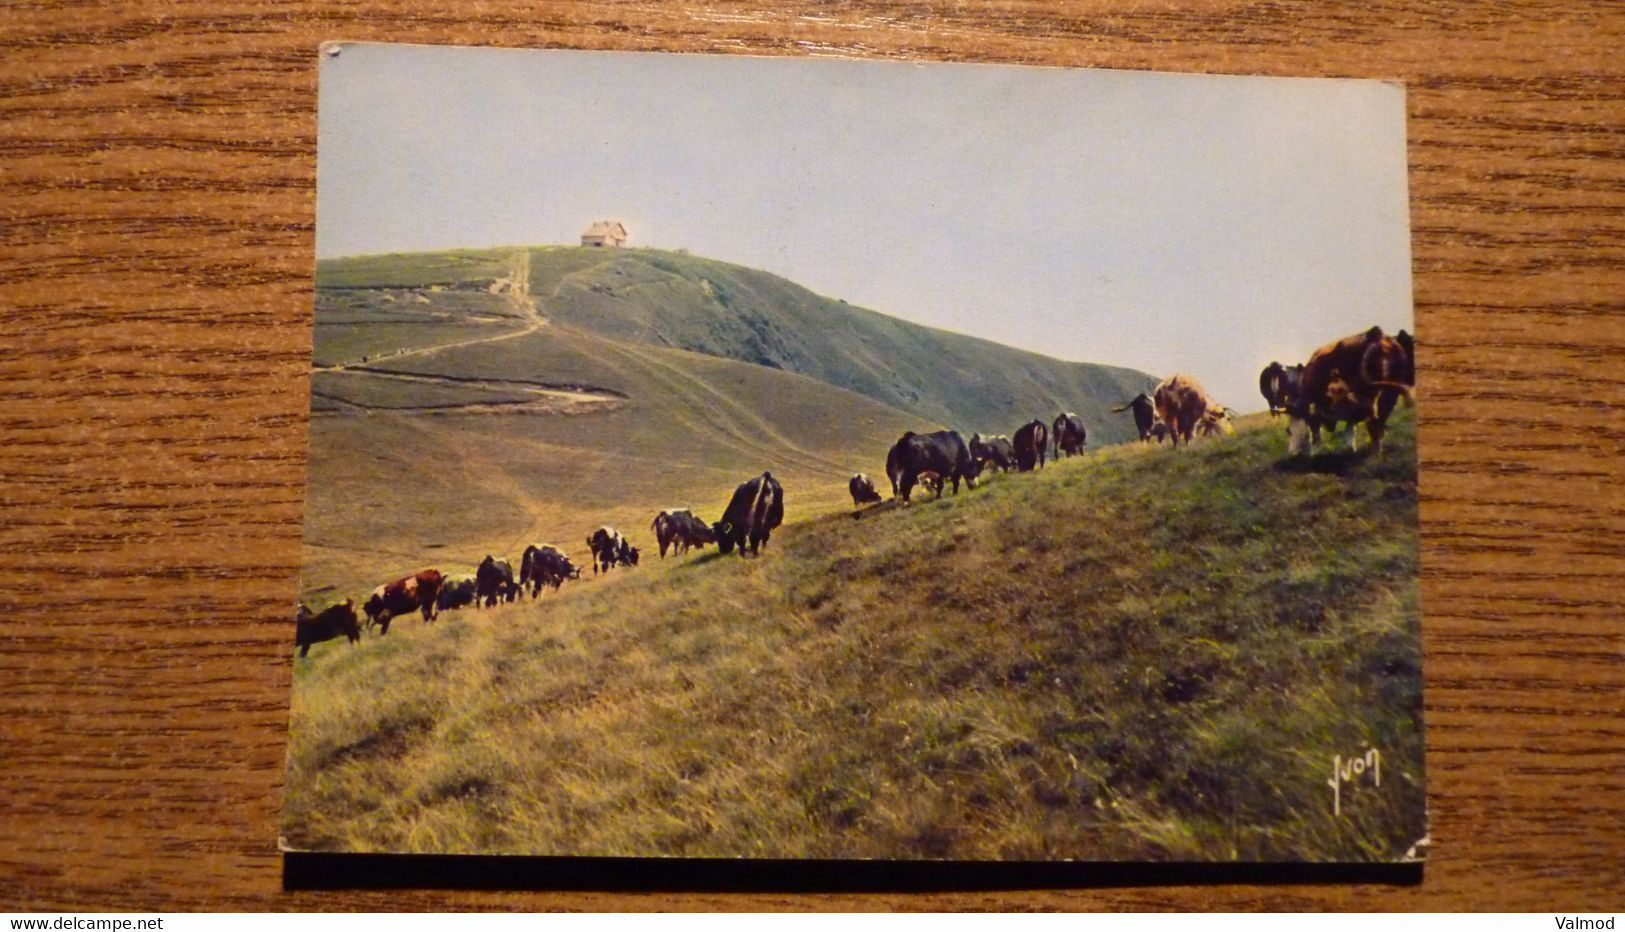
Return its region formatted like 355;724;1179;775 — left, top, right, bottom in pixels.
1052;413;1087;458
676;512;716;554
969;434;1016;474
652;509;717;558
521;544;580;596
885;442;904;498
1259;362;1306;416
886;430;979;504
713;471;785;557
475;555;514;607
1013;420;1048;471
652;509;689;559
1112;393;1157;442
1395;330;1416;384
588;527;639;574
849;473;883;507
296;599;361;658
496;560;520;601
435;577;476;612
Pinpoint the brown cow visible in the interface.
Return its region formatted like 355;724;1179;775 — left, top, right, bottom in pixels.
1286;326;1415;456
296;599;361;658
1152;374;1232;448
914;469;946;499
361;569;442;635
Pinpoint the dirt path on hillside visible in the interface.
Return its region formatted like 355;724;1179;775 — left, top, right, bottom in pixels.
313;366;623;417
321;248;551;373
314;249;633;416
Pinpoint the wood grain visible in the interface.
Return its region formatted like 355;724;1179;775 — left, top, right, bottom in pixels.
1;0;1621;911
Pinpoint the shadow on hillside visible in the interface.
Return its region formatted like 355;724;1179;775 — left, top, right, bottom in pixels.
672;550;730;571
850;499;904;520
285;852;1420;893
1271;448;1370;476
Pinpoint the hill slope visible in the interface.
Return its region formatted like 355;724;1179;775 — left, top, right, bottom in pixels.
302;245;1156;604
521;246;1157;441
301;320;931;602
285;410;1424;862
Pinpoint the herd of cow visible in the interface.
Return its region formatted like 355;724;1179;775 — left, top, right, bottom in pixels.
295;324;1415;661
294;471;789;660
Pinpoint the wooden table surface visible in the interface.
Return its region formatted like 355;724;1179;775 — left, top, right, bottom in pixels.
2;0;1621;912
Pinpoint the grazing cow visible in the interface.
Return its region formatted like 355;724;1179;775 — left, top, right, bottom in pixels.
652;509;689;558
362;570;443;635
1153;374;1232;448
913;469;947;499
1052;413;1087;459
520;544;580;596
713;471;785;557
1259;362;1306;416
474;555;514;608
969;434;1016;474
435;577;476;613
1198;413;1236;438
496;560;521;601
415;569;445;616
1286;326;1415;456
849;474;883;507
886;430;978;504
587;527;639;574
296;599;361;658
361;584;387;629
652;509;716;558
1113;393;1157;442
676;512;716;554
1013;420;1048;471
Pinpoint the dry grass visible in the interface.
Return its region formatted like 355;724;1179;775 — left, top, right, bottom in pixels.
284;410;1424;862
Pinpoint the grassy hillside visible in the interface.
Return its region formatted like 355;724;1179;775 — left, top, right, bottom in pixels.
315;249;515;290
522;246;1158;441
300;243;1159;606
301;319;932;603
284;409;1424;862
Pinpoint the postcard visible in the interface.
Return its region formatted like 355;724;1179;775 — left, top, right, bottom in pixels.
284;44;1425;864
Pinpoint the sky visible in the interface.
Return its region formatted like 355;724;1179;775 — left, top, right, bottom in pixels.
318;44;1414;411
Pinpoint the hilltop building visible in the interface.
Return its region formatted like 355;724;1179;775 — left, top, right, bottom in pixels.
581;221;628;248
